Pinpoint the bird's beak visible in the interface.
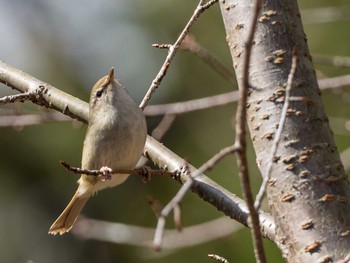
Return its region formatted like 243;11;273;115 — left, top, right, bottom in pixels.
107;67;115;84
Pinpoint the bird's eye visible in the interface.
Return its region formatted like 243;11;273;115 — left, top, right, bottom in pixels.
96;89;103;99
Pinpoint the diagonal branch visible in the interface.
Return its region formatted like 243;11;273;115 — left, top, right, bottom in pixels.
0;60;277;244
153;144;239;250
231;0;266;262
139;0;218;109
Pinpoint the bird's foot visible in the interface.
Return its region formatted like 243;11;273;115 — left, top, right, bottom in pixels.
140;166;152;183
98;166;113;181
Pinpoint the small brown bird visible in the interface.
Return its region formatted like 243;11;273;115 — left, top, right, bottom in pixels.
49;68;147;235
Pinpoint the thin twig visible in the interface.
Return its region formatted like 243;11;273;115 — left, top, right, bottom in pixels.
152;44;172;49
313;54;350;68
153;144;238;250
0;112;71;127
73;216;242;250
139;0;218;109
0;86;45;104
59;160;175;178
233;0;266;262
254;49;298;210
144;91;239;116
144;71;350;117
208;254;229;263
154;35;236;85
318;74;350;90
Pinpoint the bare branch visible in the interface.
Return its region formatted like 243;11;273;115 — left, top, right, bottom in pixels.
139;0;218;109
144;91;239;116
153;144;238;250
0;86;45;104
144;72;350;117
152;44;172;49
318;74;350;90
0;61;277;244
0;60;89;123
208;254;229;263
254;49;298;210
59;160;175;178
313;54;350;68
0;112;71;128
231;0;266;261
73;216;243;250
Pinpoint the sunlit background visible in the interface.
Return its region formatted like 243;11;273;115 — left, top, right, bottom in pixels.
1;0;350;262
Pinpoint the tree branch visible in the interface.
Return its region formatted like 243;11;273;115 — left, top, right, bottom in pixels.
139;0;218;109
230;0;266;261
0;60;276;243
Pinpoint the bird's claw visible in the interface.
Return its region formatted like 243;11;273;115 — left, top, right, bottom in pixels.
98;166;112;181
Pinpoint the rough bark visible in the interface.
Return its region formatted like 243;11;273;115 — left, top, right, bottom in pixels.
219;0;350;262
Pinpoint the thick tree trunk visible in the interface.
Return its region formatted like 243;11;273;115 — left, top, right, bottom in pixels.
219;0;350;262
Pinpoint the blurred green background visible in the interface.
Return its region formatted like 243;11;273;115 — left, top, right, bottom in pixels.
0;0;349;262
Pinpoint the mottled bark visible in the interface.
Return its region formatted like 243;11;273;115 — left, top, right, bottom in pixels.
219;0;350;262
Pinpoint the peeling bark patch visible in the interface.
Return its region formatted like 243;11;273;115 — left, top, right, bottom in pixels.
325;175;345;183
274;87;285;95
253;123;261;130
301;219;314;230
319;194;336;202
265;56;274;62
272;155;280;163
268;178;276;187
340;230;350;237
262;132;274;140
223;2;237;11
261;114;270;120
284;139;300;147
235;23;244;29
258;10;277;22
282;155;296;164
316;255;332;263
274;57;284;64
299;170;310;178
273;49;287;56
258;15;270;23
299;155;309;163
276;96;285;103
281;192;295;202
338;196;347;203
303;240;321;253
286;163;295;171
264;10;277;17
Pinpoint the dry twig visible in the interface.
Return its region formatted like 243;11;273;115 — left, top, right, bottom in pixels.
139;0;218;109
73;216;242;250
208;254;229;263
0;86;45;104
145;91;239;116
232;0;266;262
59;160;175;179
153;144;238;250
